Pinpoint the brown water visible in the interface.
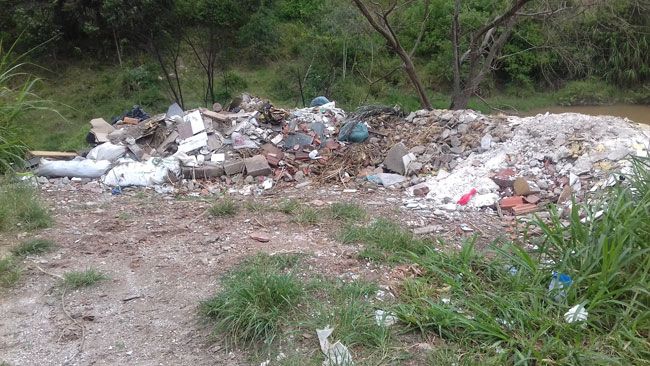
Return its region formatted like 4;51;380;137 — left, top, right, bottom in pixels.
525;104;650;125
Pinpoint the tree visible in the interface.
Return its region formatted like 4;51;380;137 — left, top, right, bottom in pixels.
450;0;533;109
351;0;432;110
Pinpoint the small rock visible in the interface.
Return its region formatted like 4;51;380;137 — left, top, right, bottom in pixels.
250;232;270;243
411;183;430;197
409;145;427;155
244;175;254;184
513;177;532;196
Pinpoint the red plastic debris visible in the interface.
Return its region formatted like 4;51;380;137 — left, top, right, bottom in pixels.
457;188;477;205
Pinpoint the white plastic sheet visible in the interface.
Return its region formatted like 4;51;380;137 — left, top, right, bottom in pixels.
37;158;112;178
101;157;180;187
86;142;127;162
317;327;353;366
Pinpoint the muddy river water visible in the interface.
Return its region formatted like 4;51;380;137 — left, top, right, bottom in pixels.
525;104;650;125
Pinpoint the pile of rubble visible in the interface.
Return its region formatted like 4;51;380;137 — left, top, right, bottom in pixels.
31;94;650;217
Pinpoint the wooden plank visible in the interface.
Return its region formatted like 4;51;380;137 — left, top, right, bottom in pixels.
28;151;77;159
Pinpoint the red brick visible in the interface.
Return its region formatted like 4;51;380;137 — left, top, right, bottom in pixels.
499;196;525;209
511;204;539;215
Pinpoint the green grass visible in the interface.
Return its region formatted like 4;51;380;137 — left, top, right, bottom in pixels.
329;202;366;221
10;238;55;257
244;200;272;213
386;157;650;365
201;252;401;363
201;253;304;347
292;207;322;225
0;180;51;231
340;218;433;262
209;198;238;217
0;257;21;288
62;269;108;289
276;199;301;215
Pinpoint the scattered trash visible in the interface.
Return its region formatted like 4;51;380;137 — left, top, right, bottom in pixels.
548;272;573;301
374;310;398;327
564;303;588;323
317;327;353;366
457;188;477;205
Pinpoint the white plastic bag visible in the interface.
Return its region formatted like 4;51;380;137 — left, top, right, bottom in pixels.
101;157;180;187
86;142;127;162
37;158;112;178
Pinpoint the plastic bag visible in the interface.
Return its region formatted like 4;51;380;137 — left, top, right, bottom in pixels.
37;158;112;178
86;142;127;162
101;157;180;187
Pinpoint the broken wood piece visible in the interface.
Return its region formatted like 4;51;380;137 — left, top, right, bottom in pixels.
28;151;78;159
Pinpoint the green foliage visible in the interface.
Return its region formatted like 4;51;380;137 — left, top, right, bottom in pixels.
329;202;366;222
209;198;238;217
292;207;322;225
201;253;304;347
11;239;55;257
556;79;617;106
0;257;21;288
391;157;650;365
62;269;108;289
0;180;51;231
276;199;301;215
340;219;432;262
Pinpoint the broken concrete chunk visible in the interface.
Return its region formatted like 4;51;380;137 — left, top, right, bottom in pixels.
411;183;430;197
207;133;223;151
158;131;179;153
245;155;272;177
524;195;541;204
89;118;115;143
224;160;245;176
182;164;225;179
384;142;409;175
178;132;208;153
176;120;194;140
127;144;145;161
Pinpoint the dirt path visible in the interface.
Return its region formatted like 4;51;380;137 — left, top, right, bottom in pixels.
0;186;505;365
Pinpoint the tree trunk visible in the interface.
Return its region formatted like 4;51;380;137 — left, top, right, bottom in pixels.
450;91;471;110
351;0;432;110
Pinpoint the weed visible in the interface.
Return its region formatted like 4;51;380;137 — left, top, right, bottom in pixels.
209;198;238;217
276;199;301;215
293;207;322;225
329;202;366;221
0;257;21;287
62;269;108;289
201;253;304;347
0;181;51;231
340;219;432;262
11;239;54;257
392;157;650;365
244;201;271;213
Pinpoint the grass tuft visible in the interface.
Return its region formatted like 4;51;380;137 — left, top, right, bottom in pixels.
0;257;21;288
340;218;432;262
0;181;51;231
293;207;322;225
201;253;304;347
329;202;366;221
276;199;301;215
209;198;238;217
62;269;108;289
11;239;55;257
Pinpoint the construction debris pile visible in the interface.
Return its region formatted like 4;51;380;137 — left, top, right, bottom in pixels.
33;94;650;216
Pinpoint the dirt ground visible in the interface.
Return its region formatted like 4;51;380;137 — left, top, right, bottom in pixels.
0;184;507;366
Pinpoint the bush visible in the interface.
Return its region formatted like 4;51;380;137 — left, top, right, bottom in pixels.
556;79;617;106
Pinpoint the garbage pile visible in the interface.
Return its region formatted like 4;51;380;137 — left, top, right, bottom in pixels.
405;111;650;214
33;94;650;217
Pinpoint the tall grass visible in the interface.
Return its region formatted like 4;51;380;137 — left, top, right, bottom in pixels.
0;37;55;172
392;157;650;365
